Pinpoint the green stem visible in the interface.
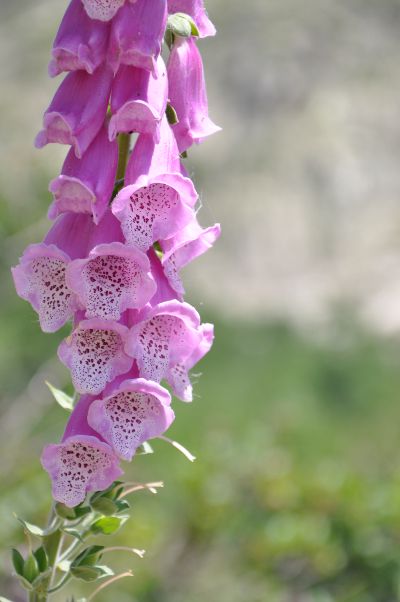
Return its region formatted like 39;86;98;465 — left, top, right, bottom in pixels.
116;133;130;181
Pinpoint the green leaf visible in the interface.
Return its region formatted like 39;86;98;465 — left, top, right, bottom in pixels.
90;481;123;503
22;553;39;583
90;516;125;536
74;505;92;518
33;546;48;572
11;548;24;576
16;516;60;537
70;565;113;582
70;566;103;582
46;381;74;412
90;497;118;516
72;546;104;568
62;528;84;542
115;499;130;513
166;103;179;126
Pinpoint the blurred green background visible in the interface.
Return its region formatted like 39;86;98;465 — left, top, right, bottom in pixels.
2;1;400;601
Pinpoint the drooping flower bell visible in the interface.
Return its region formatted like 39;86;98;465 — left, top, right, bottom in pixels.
108;0;167;73
12;213;94;332
167;35;220;152
58;318;133;394
88;376;175;461
112;116;197;250
109;56;168;142
41;394;123;507
48;124;118;224
35;64;113;158
49;0;110;77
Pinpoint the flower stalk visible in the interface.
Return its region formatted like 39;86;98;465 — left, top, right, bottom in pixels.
11;0;221;600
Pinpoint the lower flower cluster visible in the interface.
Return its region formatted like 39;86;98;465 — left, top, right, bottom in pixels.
12;0;220;508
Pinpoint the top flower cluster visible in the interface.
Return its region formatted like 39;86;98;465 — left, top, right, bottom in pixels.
12;0;220;507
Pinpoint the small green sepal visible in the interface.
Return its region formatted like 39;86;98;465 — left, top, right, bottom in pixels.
11;549;24;576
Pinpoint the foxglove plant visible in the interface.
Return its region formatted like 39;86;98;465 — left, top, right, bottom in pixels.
10;1;220;600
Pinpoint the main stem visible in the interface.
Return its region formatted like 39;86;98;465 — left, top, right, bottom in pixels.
116;133;130;182
26;510;62;601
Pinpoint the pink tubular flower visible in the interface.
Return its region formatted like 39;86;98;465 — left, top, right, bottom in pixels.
112;117;197;250
88;378;174;461
167;36;221;152
11;214;94;332
66;242;156;320
58;319;133;394
167;0;216;38
168;322;214;401
109;56;168;142
48;125;118;224
41;394;123;507
160;217;221;295
125;300;203;386
35;64;114;158
49;0;110;77
108;0;167;73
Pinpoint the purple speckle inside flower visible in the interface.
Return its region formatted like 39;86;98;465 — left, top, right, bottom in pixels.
122;183;178;250
137;315;186;381
54;440;113;506
71;328;123;393
30;256;73;331
82;254;141;319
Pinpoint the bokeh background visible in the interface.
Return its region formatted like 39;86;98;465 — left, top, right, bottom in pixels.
2;1;400;600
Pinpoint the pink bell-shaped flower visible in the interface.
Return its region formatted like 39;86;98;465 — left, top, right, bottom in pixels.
11;213;94;332
66;242;156;320
109;56;168;142
108;0;167;73
125;300;203;385
160;216;221;295
88;378;174;461
167;36;220;152
35;64;113;158
58;318;133;394
49;0;110;77
41;394;123;507
112;116;197;251
48;124;118;224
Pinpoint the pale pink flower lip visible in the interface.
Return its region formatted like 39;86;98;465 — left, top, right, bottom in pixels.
82;0;126;22
66;241;156;320
125;300;205;390
11;213;94;332
58;318;133;394
88;378;174;461
41;434;123;507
